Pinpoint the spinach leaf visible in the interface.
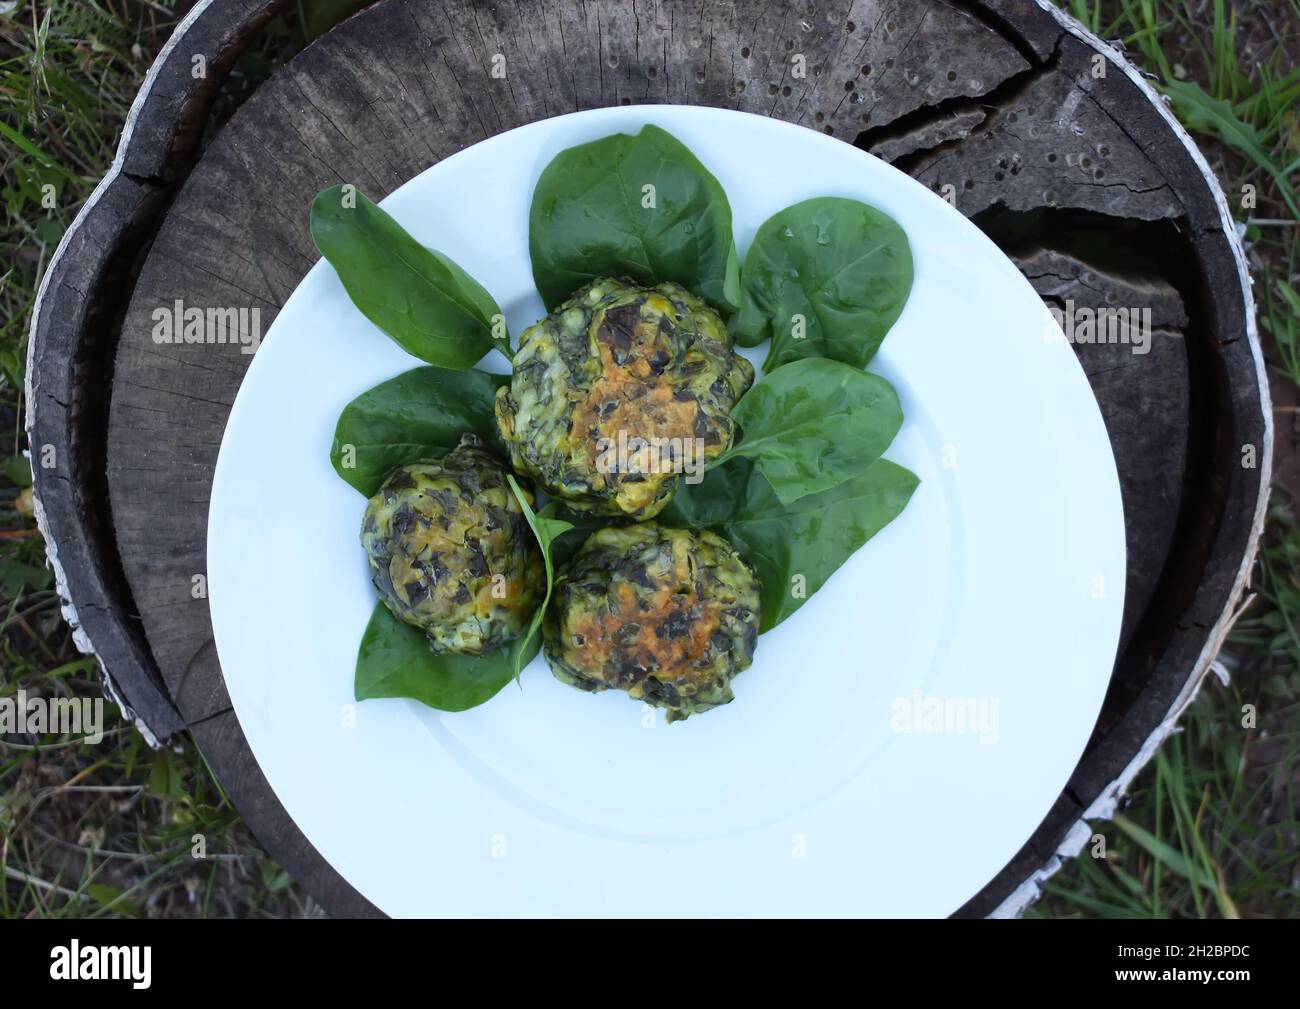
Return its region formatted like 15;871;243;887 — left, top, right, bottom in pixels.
311;184;510;367
713;357;903;505
735;197;912;371
354;603;537;712
547;509;604;569
330;366;509;496
529;124;740;313
661;457;918;631
506;476;574;679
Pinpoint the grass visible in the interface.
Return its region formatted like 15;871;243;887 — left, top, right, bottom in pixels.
0;0;367;919
1039;493;1300;918
0;0;321;918
0;0;1296;917
1035;0;1300;919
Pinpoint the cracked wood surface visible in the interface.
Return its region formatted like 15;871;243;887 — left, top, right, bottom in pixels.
107;0;1034;726
905;40;1184;219
24;0;292;746
40;0;1261;917
1013;246;1189;656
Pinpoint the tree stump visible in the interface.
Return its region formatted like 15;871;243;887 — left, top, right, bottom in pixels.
27;0;1271;917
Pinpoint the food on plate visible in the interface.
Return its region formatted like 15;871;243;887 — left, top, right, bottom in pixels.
543;523;760;722
314;124;916;718
494;278;754;521
360;434;544;655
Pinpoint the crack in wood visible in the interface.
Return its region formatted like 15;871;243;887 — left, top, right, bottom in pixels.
30;0;1264;920
856;37;1057;165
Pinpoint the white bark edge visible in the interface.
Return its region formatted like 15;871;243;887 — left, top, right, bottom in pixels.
21;2;215;751
16;0;1275;901
991;2;1274;919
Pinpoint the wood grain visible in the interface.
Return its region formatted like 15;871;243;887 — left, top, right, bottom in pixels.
25;0;1266;917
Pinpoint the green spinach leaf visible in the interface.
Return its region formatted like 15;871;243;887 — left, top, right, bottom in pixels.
311;184;509;367
529;124;740;312
713;357;903;505
354;603;536;711
506;476;574;679
330;366;508;496
546;509;604;569
735;197;912;371
662;457;918;631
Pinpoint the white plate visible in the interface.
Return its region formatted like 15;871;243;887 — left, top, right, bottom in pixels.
208;106;1124;917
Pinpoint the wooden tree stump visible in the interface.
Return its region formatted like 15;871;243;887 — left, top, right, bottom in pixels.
27;0;1271;917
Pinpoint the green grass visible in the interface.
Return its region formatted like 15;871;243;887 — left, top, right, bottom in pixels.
1;0;1297;917
0;0;363;920
1037;0;1300;919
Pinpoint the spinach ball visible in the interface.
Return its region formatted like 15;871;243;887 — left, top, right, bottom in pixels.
544;524;761;722
495;278;754;520
361;434;544;655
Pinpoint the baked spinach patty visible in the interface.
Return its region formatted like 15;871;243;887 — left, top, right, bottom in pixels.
360;434;544;655
495;278;754;520
544;524;761;722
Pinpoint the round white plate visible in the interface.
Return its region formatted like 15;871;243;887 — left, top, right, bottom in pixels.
208;105;1124;917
